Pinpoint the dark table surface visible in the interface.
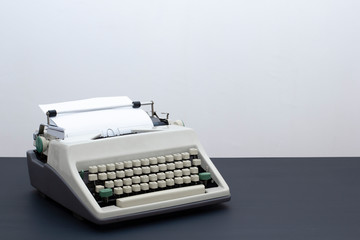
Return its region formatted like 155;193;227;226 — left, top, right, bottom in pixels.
1;157;360;240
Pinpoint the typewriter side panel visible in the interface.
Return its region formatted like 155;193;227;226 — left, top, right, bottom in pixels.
27;150;102;223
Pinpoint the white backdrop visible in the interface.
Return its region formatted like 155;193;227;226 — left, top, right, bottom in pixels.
1;0;359;157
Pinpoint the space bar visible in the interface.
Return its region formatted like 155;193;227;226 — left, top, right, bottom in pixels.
116;185;205;208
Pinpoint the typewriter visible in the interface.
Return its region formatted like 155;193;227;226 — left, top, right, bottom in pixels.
27;97;231;224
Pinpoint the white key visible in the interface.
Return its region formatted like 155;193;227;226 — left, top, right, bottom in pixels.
88;174;98;181
132;176;141;184
175;161;183;169
190;167;198;174
125;169;134;177
189;148;198;155
98;172;107;180
181;152;190;160
167;163;175;170
165;171;174;179
133;167;142;175
142;166;150;174
182;168;190;176
107;172;116;179
123;178;132;186
106;163;115;171
157;172;166;180
149;181;158;189
149;157;158;165
132;184;141;192
191;175;199;182
114;179;123;187
149;174;157;182
183;176;191;184
124;160;132;168
97;164;106;172
140;183;149;191
132;159;141;167
88;166;98;173
158;180;166;188
192;159;201;166
105;180;114;188
141;158;149;166
173;153;182;161
114;187;123;195
116;185;205;208
158;164;167;171
140;175;149;183
157;156;166;164
175;177;184;185
116;170;125;178
165;155;174;162
123;186;132;194
115;162;124;170
166;178;175;187
95;185;104;193
183;160;191;168
174;170;182;177
150;165;159;173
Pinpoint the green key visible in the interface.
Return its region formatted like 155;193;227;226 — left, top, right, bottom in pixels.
99;188;113;198
79;170;84;179
199;172;211;181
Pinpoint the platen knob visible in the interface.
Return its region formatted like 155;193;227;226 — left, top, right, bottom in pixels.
35;136;48;153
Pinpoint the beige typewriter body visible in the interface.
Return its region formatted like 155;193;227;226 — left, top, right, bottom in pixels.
27;98;230;224
47;125;230;220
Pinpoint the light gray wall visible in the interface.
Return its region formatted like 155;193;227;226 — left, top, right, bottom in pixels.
1;0;359;157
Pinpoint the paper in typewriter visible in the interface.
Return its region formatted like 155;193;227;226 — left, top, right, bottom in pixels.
39;96;154;138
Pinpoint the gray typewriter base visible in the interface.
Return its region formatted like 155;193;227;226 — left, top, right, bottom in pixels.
26;150;231;225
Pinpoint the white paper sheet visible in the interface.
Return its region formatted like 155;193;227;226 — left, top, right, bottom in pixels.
39;96;154;138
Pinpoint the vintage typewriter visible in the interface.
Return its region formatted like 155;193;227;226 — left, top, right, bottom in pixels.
27;97;231;224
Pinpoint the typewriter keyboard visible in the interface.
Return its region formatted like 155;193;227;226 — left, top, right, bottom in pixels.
79;148;218;208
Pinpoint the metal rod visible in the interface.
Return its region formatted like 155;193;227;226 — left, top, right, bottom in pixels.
46;112;50;125
150;101;154;117
46;101;155;118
